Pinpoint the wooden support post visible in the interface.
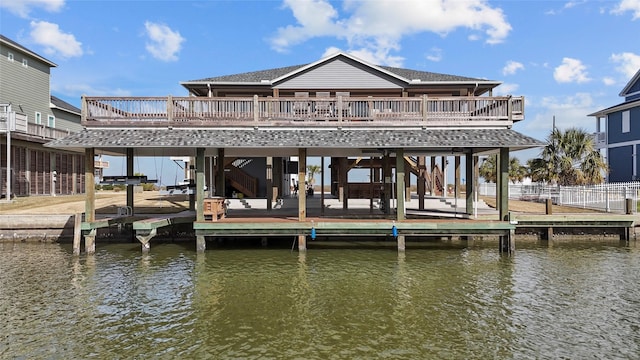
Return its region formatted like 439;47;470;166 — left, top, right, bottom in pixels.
126;148;134;215
266;157;273;211
498;147;509;221
196;235;206;252
396;149;405;221
397;235;405;252
85;229;96;255
430;156;436;195
196;148;205;222
73;213;82;255
339;157;348;209
454;156;461;199
84;148;96;255
417;156;426;210
383;154;392;215
298;235;307;251
136;228;157;253
85;148;95;223
500;229;515;254
274;157;283;204
321;157;325;215
465;153;474;216
298;148;307;221
216;148;225;197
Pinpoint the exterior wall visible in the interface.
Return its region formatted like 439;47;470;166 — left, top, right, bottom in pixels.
0;43;53;126
608;145;633;182
52;107;82;133
626;81;640;100
606;107;640;144
274;58;404;90
1;137;84;197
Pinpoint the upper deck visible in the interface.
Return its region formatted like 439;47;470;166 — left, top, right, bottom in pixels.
82;95;524;128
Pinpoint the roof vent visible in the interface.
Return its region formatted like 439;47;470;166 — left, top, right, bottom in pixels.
260;79;270;83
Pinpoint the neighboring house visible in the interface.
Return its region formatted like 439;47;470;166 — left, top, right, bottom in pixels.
47;51;540;221
590;68;640;182
0;34;85;197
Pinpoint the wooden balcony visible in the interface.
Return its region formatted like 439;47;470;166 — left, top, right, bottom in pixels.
82;95;524;128
0;111;71;140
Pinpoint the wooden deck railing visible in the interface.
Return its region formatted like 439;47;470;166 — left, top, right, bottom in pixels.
0;110;71;139
82;95;524;127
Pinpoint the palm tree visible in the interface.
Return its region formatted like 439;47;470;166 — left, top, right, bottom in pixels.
478;155;497;183
530;127;607;185
479;155;527;183
306;165;321;184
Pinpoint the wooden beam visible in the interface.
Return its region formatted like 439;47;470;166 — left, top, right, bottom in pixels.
196;148;205;222
498;147;509;221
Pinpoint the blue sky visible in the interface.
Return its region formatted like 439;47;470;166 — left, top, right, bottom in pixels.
2;0;640;185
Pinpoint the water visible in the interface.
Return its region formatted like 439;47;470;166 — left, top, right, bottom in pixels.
1;240;639;359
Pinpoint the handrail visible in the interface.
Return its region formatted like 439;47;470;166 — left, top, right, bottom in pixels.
82;95;525;127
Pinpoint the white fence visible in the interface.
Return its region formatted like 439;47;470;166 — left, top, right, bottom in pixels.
478;182;640;213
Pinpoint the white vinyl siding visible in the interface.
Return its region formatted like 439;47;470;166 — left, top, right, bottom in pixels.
622;110;630;133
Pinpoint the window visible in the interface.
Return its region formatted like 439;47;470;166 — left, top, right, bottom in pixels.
35;112;42;125
622;110;630;133
7;52;13;62
22;58;28;67
47;115;55;128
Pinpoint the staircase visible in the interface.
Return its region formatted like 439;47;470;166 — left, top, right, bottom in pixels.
404;156;444;196
226;164;258;198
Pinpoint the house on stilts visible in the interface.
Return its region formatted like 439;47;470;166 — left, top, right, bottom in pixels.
45;52;544;253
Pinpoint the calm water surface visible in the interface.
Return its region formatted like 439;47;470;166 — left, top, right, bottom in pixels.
1;240;639;359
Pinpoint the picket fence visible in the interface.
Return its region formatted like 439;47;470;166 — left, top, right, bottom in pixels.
478;182;640;213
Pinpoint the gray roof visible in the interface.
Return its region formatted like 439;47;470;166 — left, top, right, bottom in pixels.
51;95;80;114
45;128;543;157
188;64;486;84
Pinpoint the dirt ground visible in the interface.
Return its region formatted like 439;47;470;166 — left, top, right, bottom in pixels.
0;191;190;215
0;191;601;215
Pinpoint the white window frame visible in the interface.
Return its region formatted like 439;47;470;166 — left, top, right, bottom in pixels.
7;52;14;62
622;110;630;133
47;115;55;128
35;112;42;125
22;58;28;67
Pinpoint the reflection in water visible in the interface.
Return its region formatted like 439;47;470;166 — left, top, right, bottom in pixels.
0;242;639;359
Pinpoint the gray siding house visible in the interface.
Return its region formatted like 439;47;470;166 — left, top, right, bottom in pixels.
590;68;640;182
0;34;85;197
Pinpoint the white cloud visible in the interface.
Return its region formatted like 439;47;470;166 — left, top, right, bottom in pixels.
502;61;524;75
0;0;64;18
144;21;184;62
610;52;640;78
29;21;83;58
524;93;595;134
612;0;640;20
493;82;519;96
270;0;511;66
426;47;443;62
554;58;591;83
603;77;616;86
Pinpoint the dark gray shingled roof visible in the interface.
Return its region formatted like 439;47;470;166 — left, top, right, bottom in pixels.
51;95;80;114
188;64;485;83
46;128;543;151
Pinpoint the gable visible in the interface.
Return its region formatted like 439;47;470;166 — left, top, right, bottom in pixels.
273;57;404;90
620;68;640;100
